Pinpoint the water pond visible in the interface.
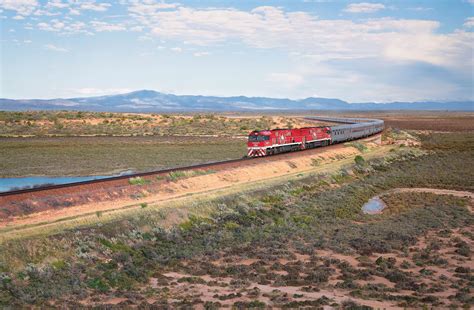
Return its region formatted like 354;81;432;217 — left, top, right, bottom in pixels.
362;197;386;214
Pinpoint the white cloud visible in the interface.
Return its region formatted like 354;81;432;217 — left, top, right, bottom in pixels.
44;43;69;52
126;5;472;70
33;9;61;16
128;0;180;16
193;51;210;57
80;1;111;12
12;15;24;20
344;2;385;13
130;25;143;32
35;0;111;16
171;47;182;52
90;21;125;31
37;19;67;31
408;7;433;12
464;17;474;28
47;0;70;9
69;8;80;15
0;0;38;15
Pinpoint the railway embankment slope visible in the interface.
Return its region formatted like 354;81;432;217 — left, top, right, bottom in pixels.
0;134;389;242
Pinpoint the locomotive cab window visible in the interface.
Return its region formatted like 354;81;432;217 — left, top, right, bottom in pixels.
248;135;270;142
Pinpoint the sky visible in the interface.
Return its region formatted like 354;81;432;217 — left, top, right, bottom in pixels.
0;0;473;102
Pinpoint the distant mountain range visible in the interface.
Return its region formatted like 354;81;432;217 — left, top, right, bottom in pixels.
1;90;472;112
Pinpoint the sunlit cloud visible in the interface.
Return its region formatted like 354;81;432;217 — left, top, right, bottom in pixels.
43;43;69;52
90;20;126;32
464;17;474;28
344;2;386;13
0;0;38;16
193;51;210;57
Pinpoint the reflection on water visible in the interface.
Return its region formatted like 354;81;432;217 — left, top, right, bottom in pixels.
1;175;112;193
362;197;386;214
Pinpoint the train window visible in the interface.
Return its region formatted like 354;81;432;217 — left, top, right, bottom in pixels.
249;135;270;142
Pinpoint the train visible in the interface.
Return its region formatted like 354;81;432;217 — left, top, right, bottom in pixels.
247;116;384;157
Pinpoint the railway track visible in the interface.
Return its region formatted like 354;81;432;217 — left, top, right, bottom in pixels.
0;116;384;197
0;158;251;197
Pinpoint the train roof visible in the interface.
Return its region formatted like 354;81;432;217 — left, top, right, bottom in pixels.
249;117;384;135
250;126;329;134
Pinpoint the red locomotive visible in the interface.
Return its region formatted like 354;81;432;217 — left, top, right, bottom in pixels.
247;127;332;157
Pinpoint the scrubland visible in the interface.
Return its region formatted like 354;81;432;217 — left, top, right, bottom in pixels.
0;125;472;308
0;136;244;177
0;111;322;137
0;111;325;177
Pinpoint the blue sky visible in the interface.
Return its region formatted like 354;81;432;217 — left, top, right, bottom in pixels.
1;0;473;102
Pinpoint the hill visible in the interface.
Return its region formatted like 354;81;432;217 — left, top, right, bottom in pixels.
1;90;472;111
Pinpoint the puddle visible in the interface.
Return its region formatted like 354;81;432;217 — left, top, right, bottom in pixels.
362;197;386;214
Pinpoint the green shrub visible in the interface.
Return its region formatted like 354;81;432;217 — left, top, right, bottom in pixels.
354;155;365;166
51;260;66;270
87;277;110;292
346;142;368;152
233;300;266;309
167;170;187;182
128;176;147;185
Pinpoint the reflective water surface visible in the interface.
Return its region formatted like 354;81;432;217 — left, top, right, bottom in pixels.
362;197;386;214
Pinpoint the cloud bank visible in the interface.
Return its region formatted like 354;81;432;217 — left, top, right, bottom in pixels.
1;0;473;101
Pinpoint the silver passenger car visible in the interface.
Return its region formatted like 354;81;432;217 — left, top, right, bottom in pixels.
306;117;384;143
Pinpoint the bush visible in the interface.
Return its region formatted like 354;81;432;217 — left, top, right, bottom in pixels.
346;142;368;152
354;155;365;166
87;277;109;292
128;177;147;185
167;171;187;182
233;300;266;309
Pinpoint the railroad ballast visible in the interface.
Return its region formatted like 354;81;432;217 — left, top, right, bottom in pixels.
247;117;384;157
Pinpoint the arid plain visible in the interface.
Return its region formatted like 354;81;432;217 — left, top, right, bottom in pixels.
0;111;472;309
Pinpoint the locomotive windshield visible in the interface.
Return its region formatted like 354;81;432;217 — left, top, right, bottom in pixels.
248;135;270;142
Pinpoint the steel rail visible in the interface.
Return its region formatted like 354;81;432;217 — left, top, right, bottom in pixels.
0;116;384;197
